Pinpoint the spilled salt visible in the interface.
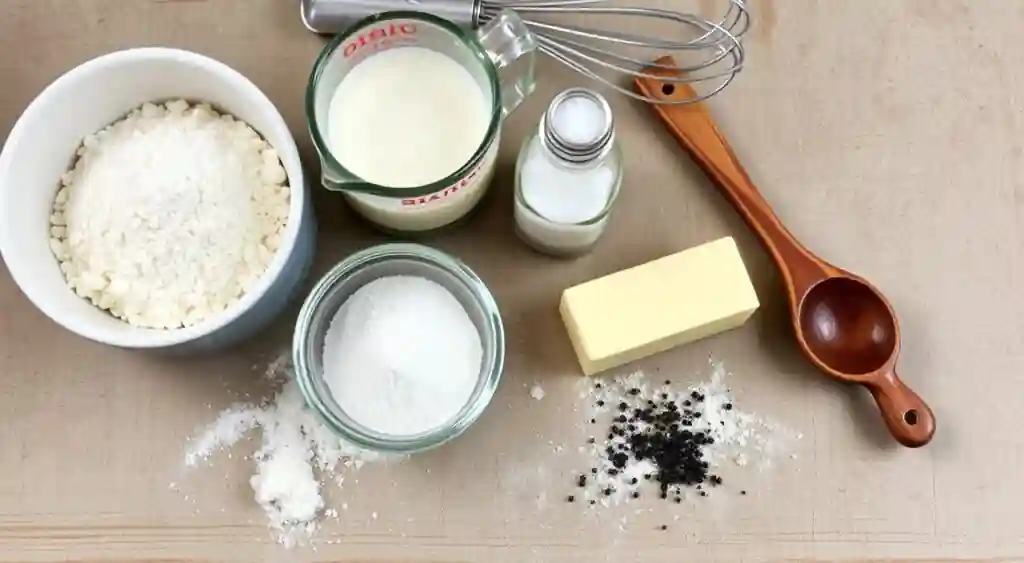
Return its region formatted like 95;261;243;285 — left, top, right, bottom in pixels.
182;355;392;548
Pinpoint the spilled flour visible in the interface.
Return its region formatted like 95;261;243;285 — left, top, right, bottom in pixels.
182;355;392;547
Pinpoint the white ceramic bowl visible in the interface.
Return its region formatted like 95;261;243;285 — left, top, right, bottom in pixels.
0;48;317;352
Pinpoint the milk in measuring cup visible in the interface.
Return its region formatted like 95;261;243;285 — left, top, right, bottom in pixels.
327;47;488;187
326;46;494;230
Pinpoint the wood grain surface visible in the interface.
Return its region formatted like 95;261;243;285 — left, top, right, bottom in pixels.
2;1;1023;562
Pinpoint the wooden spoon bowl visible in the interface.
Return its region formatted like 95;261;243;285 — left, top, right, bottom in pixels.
636;57;935;448
801;276;897;376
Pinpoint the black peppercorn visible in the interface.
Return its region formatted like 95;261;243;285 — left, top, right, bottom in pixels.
611;452;628;468
578;380;719;508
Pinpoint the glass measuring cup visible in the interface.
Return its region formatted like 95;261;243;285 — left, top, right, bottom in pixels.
306;10;538;233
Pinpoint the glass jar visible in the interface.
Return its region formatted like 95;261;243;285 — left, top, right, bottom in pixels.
293;243;505;454
514;88;623;257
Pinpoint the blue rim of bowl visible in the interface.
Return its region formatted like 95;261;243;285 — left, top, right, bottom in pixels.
292;242;505;454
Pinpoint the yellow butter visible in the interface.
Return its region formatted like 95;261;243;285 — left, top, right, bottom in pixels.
559;237;760;376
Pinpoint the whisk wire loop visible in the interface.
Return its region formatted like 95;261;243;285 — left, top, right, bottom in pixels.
301;0;751;104
480;0;749;104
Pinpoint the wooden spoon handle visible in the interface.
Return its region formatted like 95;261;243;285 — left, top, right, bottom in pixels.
634;57;836;298
868;372;936;447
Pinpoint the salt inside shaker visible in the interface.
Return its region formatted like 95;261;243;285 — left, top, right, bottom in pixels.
514;88;623;257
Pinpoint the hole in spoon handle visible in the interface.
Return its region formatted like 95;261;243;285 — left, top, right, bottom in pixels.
868;371;936;448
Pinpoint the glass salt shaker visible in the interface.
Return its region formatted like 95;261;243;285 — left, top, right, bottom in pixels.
514;88;623;258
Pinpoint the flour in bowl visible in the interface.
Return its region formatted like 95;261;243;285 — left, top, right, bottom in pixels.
49;99;290;329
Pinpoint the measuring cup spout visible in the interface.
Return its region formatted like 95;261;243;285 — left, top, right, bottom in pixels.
476;9;538;116
317;155;373;193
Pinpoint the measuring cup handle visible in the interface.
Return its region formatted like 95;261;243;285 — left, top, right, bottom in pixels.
476;9;538;116
868;370;936;448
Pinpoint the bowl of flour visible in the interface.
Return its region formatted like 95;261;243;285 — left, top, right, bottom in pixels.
292;243;505;453
0;48;315;352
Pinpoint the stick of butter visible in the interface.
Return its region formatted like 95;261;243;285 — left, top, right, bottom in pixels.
559;237;759;376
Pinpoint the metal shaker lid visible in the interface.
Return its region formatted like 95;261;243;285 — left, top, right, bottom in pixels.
541;87;615;165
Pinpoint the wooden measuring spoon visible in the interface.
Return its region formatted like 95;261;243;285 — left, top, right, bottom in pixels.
635;57;935;448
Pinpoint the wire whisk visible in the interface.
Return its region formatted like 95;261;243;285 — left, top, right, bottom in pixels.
301;0;750;104
478;0;750;104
